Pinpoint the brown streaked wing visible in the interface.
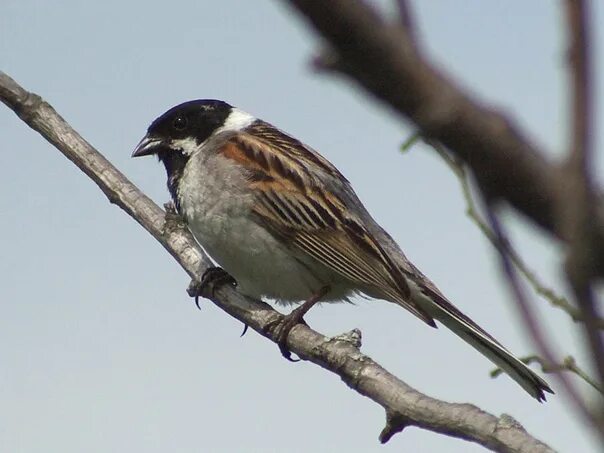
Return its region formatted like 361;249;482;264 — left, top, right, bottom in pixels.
217;131;435;326
245;120;348;182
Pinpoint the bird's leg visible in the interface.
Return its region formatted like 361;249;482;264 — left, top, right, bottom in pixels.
187;267;236;309
266;285;331;362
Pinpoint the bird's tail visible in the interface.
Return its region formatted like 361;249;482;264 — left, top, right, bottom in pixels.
414;285;554;401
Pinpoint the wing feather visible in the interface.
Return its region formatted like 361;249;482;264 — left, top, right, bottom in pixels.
217;128;434;325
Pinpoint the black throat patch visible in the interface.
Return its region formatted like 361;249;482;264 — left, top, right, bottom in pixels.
158;149;189;213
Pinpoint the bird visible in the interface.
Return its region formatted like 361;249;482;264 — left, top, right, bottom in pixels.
132;99;554;401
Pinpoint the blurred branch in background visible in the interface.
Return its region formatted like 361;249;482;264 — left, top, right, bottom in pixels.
282;0;603;442
562;0;604;412
283;0;604;276
483;204;599;435
402;133;603;329
404;132;604;433
403;133;603;394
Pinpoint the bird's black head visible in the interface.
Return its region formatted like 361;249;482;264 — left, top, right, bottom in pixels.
132;99;233;160
132;99;233;207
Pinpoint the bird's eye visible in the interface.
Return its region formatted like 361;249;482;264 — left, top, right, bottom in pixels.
173;115;188;131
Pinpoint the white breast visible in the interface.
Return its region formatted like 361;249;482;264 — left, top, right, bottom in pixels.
176;150;351;304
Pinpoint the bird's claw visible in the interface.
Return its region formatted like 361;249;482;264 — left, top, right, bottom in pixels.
187;267;236;309
240;323;249;337
264;309;309;362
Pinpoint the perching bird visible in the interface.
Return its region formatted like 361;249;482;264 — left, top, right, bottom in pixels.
132;99;553;401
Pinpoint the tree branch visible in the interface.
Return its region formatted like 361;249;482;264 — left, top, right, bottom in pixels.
0;71;555;452
280;0;604;278
562;0;604;404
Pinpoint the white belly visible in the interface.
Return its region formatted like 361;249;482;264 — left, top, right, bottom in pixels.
176;152;352;304
194;213;327;302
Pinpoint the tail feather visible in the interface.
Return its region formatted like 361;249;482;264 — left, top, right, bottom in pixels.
414;285;554;401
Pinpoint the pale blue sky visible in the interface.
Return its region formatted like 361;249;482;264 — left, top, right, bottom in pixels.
1;1;602;452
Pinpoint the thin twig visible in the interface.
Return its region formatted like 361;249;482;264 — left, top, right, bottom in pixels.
491;355;603;395
433;139;602;328
403;136;603;328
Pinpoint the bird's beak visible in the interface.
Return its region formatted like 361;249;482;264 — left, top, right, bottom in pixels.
132;134;162;157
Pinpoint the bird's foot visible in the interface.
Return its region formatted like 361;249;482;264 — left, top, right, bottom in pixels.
264;285;330;362
264;306;310;362
187;267;236;309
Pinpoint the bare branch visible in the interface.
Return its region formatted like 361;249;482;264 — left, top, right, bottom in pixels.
379;410;412;444
562;0;604;404
280;0;604;278
0;71;556;451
